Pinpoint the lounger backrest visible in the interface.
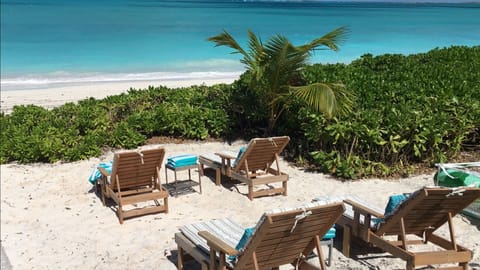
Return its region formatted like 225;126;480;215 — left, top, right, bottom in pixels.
235;202;344;270
233;136;290;172
110;147;165;190
377;187;480;236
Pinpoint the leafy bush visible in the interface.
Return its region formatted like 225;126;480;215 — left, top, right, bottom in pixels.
0;84;233;163
289;45;480;178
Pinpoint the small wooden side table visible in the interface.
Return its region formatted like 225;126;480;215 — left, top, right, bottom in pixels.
165;163;202;196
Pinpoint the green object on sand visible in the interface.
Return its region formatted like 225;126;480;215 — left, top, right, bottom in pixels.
434;162;480;219
435;168;480;188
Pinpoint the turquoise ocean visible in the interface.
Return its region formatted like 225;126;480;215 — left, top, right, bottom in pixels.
1;0;479;90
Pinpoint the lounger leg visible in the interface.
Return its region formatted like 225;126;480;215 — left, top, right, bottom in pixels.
406;261;415;270
174;170;178;197
248;185;254;201
164;197;169;214
218;252;227;270
101;186;106;206
327;240;333;266
342;225;351;257
165;165;169;186
197;165;202;194
177;246;184;270
282;180;288;196
100;178;106;206
118;204;124;224
215;168;221;186
209;249;216;270
315;236;327;270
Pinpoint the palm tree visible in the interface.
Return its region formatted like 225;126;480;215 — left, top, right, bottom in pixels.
208;27;354;134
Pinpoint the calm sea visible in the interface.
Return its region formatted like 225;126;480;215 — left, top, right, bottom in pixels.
1;0;479;90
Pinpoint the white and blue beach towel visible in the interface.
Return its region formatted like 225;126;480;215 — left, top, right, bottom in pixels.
88;161;112;185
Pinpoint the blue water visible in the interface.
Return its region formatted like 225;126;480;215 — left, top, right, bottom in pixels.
1;0;479;89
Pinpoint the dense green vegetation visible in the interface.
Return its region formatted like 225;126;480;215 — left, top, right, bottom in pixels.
1;46;479;179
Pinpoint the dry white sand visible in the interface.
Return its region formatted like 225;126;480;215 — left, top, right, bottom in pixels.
1;82;479;269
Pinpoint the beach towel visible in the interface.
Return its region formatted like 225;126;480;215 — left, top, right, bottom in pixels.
88;161;113;185
167;154;198;168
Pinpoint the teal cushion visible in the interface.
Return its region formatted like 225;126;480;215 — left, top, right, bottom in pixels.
233;146;247;167
374;194;409;228
322;226;336;240
235;227;254;250
384;194;408;216
228;227;254;262
167;155;198;168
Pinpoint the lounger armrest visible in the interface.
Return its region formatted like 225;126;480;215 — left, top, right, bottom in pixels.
344;199;384;218
198;231;238;256
98;167;111;177
215;152;237;160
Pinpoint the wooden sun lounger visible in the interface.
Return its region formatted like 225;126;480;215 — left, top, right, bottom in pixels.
199;136;290;200
99;146;169;224
336;186;480;270
175;201;345;270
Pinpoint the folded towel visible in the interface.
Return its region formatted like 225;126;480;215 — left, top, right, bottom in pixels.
167;155;198;168
88;161;113;185
168;154;197;163
167;160;198;168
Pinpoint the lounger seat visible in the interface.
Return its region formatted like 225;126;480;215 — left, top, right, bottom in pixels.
313;195;384;228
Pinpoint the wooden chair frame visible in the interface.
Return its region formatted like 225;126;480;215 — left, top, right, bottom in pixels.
337;187;480;270
175;202;345;270
199;136;290;200
99;146;169;224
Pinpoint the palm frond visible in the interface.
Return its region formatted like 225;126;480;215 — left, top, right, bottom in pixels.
299;26;349;53
293;82;354;118
207;29;251;59
264;35;308;89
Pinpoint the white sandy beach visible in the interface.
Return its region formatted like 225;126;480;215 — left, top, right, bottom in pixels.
0;76;238;114
1;84;479;270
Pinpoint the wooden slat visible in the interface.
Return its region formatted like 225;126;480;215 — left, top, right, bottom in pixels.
121;190;168;205
122;204;168;219
414;250;471;265
235;203;344;269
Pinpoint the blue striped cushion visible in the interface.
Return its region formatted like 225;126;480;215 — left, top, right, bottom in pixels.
313;195;384;229
179;218;244;255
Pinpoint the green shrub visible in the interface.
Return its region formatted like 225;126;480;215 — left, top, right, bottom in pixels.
292;46;480;178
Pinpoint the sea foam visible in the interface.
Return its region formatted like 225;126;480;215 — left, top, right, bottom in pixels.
1;71;243;91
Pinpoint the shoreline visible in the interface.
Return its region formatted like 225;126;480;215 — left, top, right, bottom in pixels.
0;76;238;114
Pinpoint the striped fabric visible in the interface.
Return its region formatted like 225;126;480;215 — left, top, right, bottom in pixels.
199;151;239;168
179;218;245;255
313;195;384;229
